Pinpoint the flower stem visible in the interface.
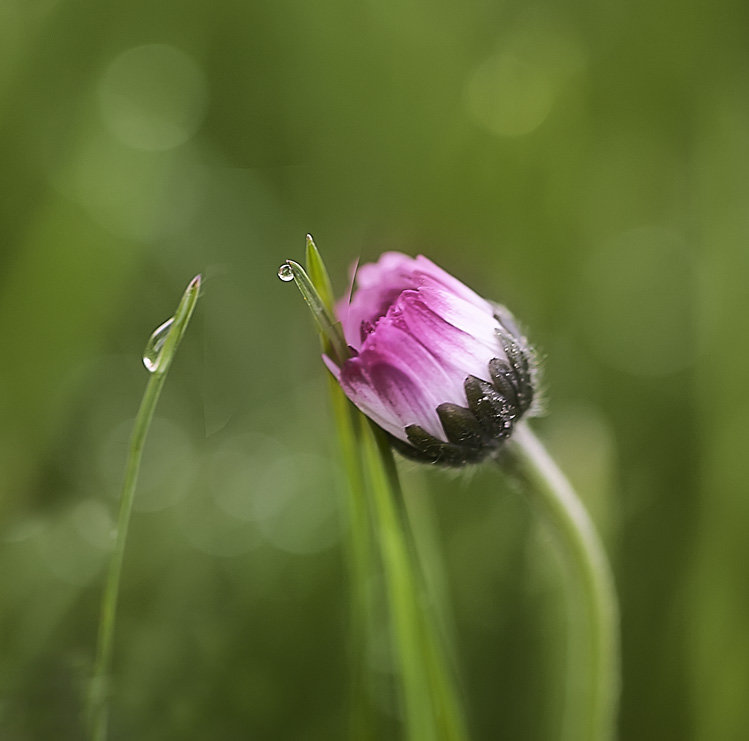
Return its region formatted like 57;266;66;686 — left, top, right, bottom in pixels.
505;423;620;741
87;276;201;741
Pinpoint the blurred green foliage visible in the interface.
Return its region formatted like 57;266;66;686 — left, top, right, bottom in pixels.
1;0;748;738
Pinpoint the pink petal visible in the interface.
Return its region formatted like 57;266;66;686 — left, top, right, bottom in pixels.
412;255;492;312
395;291;496;383
337;253;419;350
338;358;411;439
340;319;472;441
413;277;500;351
322;353;341;381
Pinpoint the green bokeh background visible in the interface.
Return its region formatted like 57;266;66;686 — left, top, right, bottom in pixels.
1;1;747;738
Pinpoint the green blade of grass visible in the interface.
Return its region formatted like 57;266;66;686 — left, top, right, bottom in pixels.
363;423;469;741
295;239;468;739
305;234;335;313
282;258;348;364
87;275;201;741
305;243;381;737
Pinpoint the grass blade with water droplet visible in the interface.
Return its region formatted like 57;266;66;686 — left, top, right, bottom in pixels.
282;259;348;365
87;275;201;741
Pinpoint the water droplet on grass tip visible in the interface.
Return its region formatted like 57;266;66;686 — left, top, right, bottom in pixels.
143;317;174;372
277;263;294;282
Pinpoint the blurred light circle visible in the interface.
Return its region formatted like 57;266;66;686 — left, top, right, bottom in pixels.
252;453;340;555
208;433;340;555
98;44;208;151
40;507;108;586
211;433;288;522
464;17;583;137
179;433;283;558
582;226;695;376
1;516;47;543
465;53;555;137
72;498;115;550
179;493;263;558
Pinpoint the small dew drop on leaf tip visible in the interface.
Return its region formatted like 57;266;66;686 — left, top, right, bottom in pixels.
277;264;294;282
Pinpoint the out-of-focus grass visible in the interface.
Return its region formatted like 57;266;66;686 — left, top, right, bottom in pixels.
1;0;747;738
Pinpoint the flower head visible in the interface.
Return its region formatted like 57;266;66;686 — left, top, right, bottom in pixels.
324;252;537;466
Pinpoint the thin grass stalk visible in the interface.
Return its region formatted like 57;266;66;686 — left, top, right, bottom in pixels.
291;242;468;739
305;239;380;737
87;276;201;741
365;425;469;741
327;379;381;738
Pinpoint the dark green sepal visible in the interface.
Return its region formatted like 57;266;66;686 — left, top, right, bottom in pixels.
496;333;533;414
464;375;517;440
401;425;487;466
436;403;487;448
487;358;520;410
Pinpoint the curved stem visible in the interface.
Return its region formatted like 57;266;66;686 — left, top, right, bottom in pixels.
505;423;620;741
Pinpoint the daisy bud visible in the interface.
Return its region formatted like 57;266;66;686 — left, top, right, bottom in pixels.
324;252;538;466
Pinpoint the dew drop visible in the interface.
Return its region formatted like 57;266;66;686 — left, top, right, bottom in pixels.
277;263;294;282
143;317;174;372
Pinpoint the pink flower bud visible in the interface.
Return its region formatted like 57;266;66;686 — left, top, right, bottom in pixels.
324;252;537;466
